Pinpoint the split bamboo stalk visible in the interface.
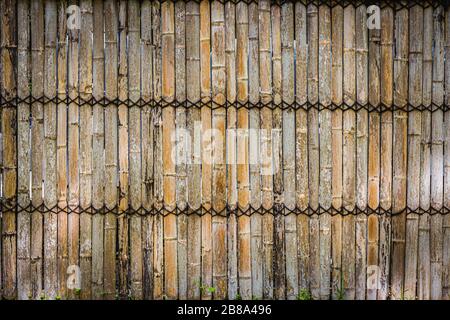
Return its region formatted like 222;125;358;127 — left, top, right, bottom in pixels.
104;0;118;300
211;1;227;299
418;7;433;300
162;0;177;300
225;1;238;300
17;0;31;300
129;0;142;300
295;1;309;294
200;0;213;300
367;5;381;301
342;5;356;300
391;4;408;300
68;0;81;300
57;0;68;299
79;0;93;299
330;4;343;300
152;0;164;300
43;0;58;299
31;0;44;299
318;4;331;301
1;0;17;300
259;0;273;300
282;2;298;300
378;6;394;300
185;0;201;300
175;0;187;300
307;3;320;300
248;2;262;300
140;0;153;299
237;1;251;300
117;0;129;298
355;5;368;300
405;4;423;300
430;5;444;300
92;0;105;300
272;3;285;300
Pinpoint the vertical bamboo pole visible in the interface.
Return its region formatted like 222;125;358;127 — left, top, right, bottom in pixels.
152;0;164;300
391;4;408;300
104;0;118;300
1;0;17;300
355;5;368;300
31;0;44;299
211;0;227;299
330;4;343;300
405;4;423;300
79;0;93;299
57;0;68;299
175;0;187;300
307;3;320;300
295;1;309;295
141;0;153;299
162;0;177;300
378;6;393;300
430;5;444;300
259;0;273;300
185;0;201;300
129;0;142;300
282;2;297;300
117;0;129;298
237;1;251;300
272;3;285;300
367;4;381;301
249;2;262;300
318;4;331;301
44;0;58;299
225;1;237;300
200;0;212;300
17;0;30;300
92;0;104;300
342;5;356;300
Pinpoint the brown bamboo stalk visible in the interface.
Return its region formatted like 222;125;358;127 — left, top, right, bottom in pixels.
248;2;262;300
330;4;343;300
237;1;251;300
31;0;44;299
92;0;105;300
57;0;68;299
43;0;58;299
79;0;93;299
405;4;423;300
378;6;393;300
128;0;142;300
200;0;212;300
355;5;368;300
175;0;187;300
17;0;30;300
225;1;238;300
185;0;201;300
272;3;285;300
104;0;118;300
295;1;309;295
430;5;444;300
1;0;17;300
342;4;356;300
259;0;273;300
162;0;177;300
318;4;331;301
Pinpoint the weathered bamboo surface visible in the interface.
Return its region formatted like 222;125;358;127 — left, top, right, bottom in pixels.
1;0;450;300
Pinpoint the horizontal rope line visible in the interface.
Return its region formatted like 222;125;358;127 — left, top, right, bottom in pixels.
1;199;449;216
3;95;450;112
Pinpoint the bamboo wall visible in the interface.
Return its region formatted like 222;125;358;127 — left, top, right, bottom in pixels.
0;0;449;300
